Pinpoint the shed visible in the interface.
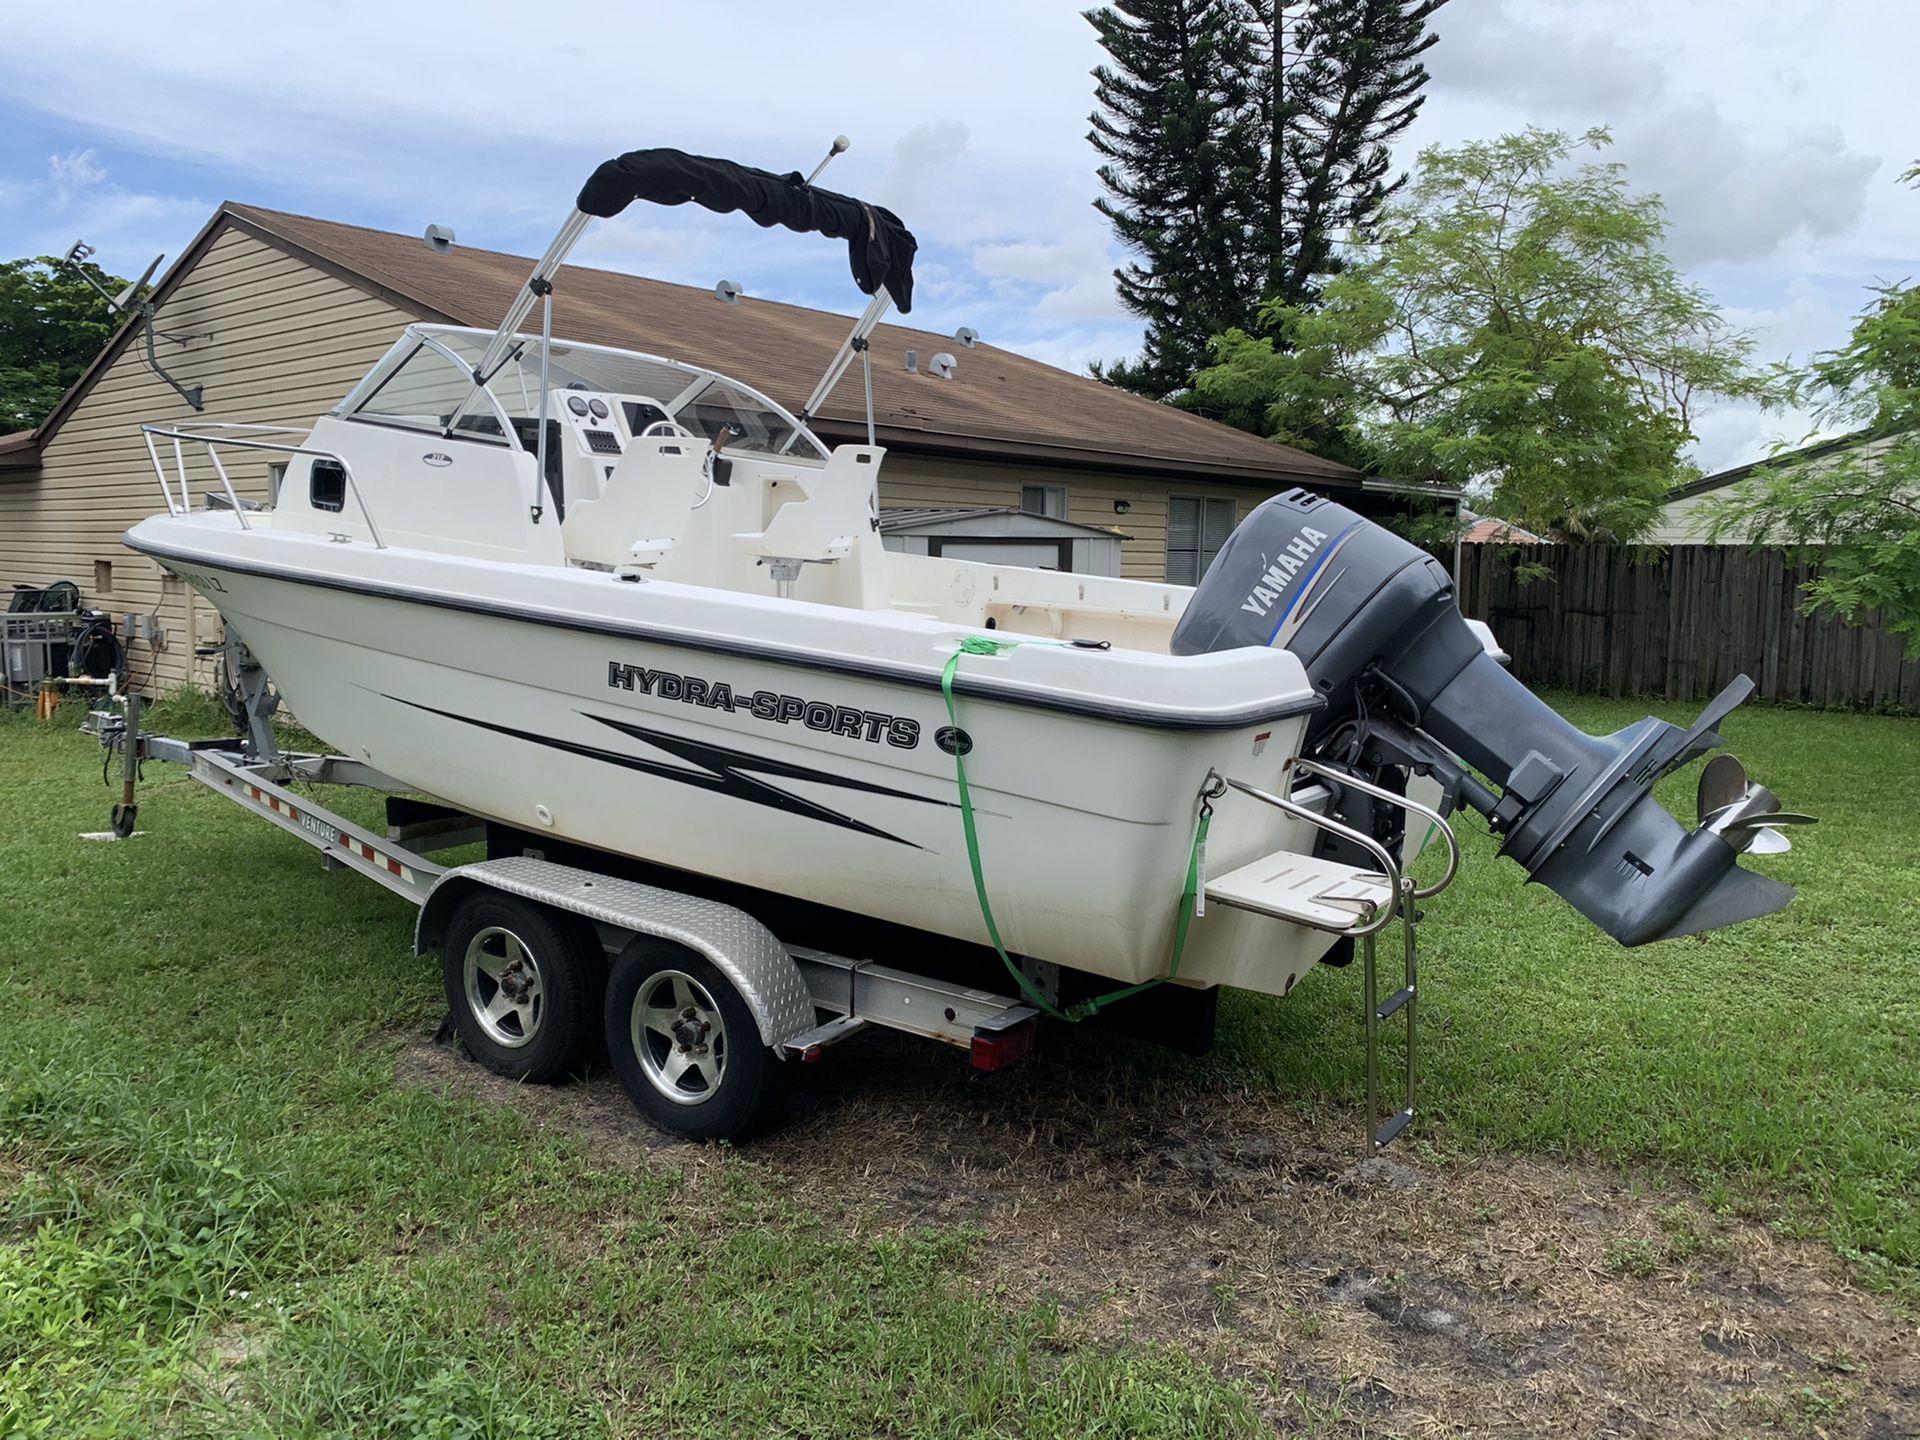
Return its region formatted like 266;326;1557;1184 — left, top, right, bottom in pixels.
878;506;1127;575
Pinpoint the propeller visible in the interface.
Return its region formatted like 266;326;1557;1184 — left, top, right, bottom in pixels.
1696;753;1815;855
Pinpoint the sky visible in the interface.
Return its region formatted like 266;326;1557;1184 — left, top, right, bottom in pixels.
2;0;1913;474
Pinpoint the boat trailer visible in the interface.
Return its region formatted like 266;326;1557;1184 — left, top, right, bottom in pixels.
85;679;1049;1141
84;654;1442;1147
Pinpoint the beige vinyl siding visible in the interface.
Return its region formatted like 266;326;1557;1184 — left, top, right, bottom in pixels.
0;227;412;692
877;454;1275;583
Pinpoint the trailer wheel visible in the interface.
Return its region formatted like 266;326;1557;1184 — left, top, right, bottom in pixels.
442;891;600;1083
604;939;781;1141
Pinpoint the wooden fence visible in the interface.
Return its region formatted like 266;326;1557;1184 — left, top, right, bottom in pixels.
1454;544;1920;710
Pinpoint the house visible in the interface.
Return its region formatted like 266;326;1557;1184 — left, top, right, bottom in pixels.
1457;511;1546;544
877;506;1128;575
0;203;1397;692
1646;430;1890;544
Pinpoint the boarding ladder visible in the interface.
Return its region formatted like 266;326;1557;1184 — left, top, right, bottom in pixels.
1202;760;1460;1150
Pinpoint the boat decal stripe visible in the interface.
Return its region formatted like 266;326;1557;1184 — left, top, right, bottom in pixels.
121;533;1324;732
388;697;926;848
585;712;952;809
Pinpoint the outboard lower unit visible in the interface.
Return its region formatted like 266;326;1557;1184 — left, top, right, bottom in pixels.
1172;489;1810;945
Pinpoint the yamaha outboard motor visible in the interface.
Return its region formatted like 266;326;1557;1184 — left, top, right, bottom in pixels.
1172;489;1810;945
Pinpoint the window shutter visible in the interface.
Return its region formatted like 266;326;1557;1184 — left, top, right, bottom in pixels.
1167;497;1200;585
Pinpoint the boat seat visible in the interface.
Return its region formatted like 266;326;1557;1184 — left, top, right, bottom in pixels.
561;436;707;572
730;443;883;590
732;492;855;568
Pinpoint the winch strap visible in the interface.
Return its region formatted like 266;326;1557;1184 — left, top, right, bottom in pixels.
939;637;1209;1023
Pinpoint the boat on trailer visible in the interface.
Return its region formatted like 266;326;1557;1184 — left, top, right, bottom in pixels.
108;146;1811;1143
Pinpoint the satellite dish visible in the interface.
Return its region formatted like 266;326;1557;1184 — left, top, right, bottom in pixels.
714;279;743;304
59;239;204;409
954;326;979;349
110;254;163;313
423;224;456;254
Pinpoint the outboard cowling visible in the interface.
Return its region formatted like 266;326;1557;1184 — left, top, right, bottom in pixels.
1172;489;1808;945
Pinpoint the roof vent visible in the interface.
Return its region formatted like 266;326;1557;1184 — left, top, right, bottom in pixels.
927;352;958;380
954;326;979;348
423;224;455;253
904;349;919;373
714;279;743;304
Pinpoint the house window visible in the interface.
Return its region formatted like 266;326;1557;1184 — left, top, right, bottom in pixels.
1020;484;1066;519
1167;495;1237;585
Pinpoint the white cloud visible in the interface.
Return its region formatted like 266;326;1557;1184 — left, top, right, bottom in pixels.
1425;0;1883;269
876;120;970;218
1618;104;1880;267
971;231;1126;323
46;147;105;206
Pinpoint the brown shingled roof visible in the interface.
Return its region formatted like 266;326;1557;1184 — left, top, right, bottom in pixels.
215;204;1360;489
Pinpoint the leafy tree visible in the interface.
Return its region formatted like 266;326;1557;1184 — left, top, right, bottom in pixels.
1192;129;1770;535
1087;0;1445;402
1707;277;1920;654
0;256;134;433
1086;0;1266;398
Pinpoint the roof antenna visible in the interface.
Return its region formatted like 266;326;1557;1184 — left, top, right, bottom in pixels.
805;135;851;186
60;240;204;410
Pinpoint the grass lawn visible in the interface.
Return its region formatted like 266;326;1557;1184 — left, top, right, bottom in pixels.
1202;693;1920;1298
1;690;1914;1436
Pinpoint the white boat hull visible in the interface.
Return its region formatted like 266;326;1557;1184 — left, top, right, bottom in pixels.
130;514;1346;996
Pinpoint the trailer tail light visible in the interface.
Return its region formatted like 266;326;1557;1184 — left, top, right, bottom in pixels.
969;1023;1033;1072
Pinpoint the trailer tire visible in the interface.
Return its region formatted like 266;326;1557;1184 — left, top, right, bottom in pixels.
604;939;781;1141
442;891;601;1083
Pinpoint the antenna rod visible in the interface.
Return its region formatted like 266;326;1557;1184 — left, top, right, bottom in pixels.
805;135;851;186
60;240;120;308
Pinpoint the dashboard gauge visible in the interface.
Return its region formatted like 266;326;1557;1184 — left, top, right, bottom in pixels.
566;395;591;416
588;398;609;419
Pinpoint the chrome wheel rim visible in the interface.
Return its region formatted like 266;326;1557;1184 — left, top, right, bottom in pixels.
463;925;545;1049
632;969;728;1106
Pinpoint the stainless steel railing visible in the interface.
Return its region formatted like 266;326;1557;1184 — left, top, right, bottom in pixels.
1285;756;1462;899
139;423;387;550
1213;774;1405;938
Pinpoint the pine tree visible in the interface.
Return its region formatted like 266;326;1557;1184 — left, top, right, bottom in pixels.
1086;0;1265;398
1259;0;1445;310
1086;0;1445;404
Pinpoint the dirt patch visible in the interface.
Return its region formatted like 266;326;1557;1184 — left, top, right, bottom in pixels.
397;1025;1920;1438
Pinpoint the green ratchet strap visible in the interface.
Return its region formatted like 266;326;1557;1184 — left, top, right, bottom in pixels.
939;636;1212;1023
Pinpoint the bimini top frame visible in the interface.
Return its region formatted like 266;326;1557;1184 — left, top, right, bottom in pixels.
471;146;920;426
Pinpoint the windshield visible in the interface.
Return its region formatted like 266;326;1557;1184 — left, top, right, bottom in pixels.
673;378;807;456
340;327;830;462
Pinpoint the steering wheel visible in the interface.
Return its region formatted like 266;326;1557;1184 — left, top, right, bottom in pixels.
640;419;694;439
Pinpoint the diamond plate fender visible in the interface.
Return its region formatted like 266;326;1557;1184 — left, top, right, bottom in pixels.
415;857;816;1048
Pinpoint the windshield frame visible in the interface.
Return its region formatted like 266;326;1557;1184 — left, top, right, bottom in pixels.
337;324;830;464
